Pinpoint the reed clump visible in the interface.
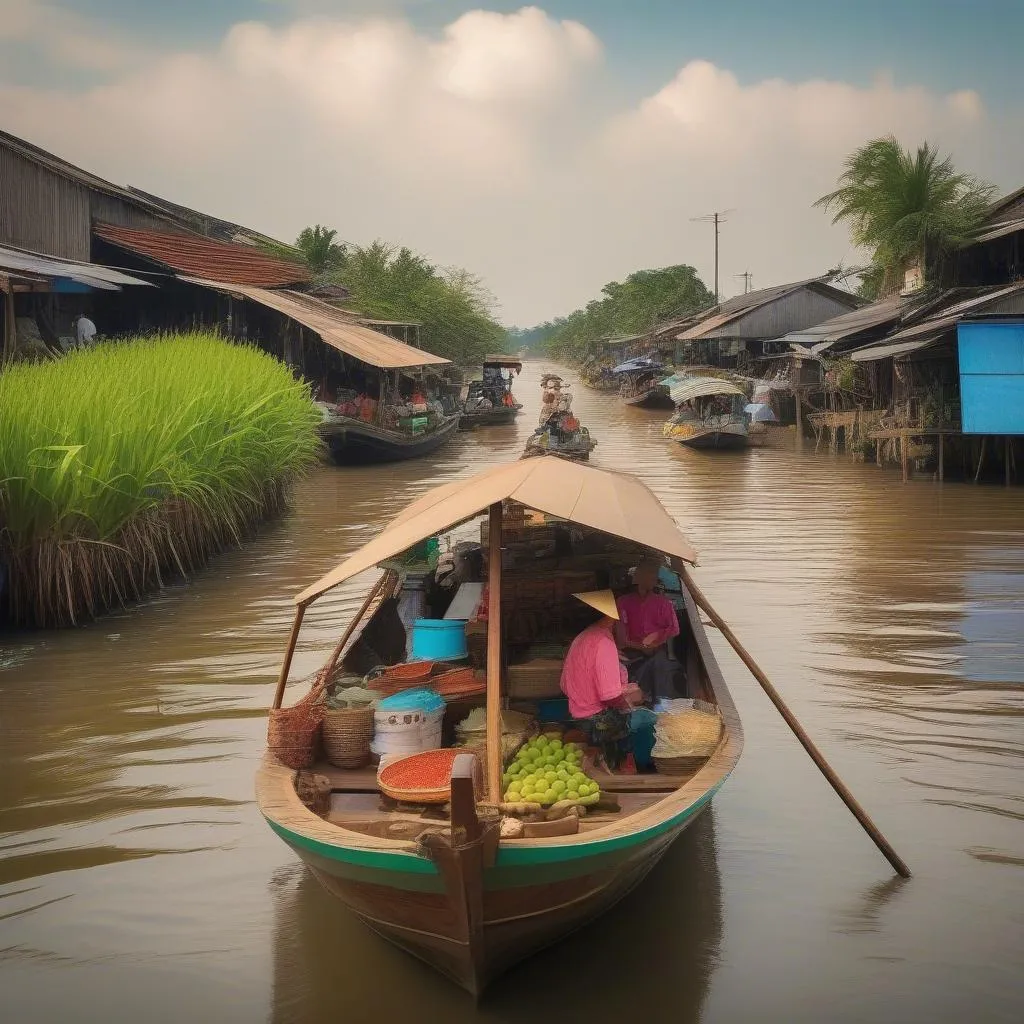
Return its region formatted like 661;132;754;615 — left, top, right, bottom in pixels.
0;332;322;627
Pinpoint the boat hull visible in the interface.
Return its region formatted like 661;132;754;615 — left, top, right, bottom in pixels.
621;387;674;409
459;406;521;429
677;430;748;450
320;415;460;464
267;791;714;996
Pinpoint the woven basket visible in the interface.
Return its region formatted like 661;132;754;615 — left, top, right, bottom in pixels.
377;748;481;804
431;667;486;698
506;659;564;699
267;670;329;769
322;705;375;768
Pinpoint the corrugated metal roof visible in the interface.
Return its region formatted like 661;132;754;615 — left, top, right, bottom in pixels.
668;377;746;404
782;296;911;351
679;278;861;341
0;243;152;290
850;337;941;362
850;283;1024;361
95;222;309;287
181;278;449;370
482;354;523;367
964;218;1024;246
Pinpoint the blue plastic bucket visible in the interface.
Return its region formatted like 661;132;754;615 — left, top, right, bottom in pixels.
410;618;467;661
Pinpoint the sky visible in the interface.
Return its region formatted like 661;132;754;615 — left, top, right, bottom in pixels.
1;0;1022;326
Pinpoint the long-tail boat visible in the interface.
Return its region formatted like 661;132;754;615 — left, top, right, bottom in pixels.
459;355;524;428
257;456;743;996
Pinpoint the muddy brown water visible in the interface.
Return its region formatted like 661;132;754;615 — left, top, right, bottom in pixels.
2;360;1022;1023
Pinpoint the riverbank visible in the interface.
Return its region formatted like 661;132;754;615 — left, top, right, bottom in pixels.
0;332;321;627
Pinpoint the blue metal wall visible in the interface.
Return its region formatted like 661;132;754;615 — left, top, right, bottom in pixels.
957;321;1024;434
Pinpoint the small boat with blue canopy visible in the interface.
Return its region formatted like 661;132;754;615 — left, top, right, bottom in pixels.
612;356;673;408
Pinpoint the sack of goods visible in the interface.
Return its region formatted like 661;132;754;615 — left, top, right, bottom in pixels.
651;707;722;761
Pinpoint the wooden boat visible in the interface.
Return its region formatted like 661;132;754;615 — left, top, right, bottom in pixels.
523;374;597;460
662;375;750;450
618;371;674;409
459;355;523;428
258;457;743;996
317;405;460;464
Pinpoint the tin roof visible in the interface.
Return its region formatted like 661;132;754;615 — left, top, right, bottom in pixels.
0;243;153;290
181;278;448;370
95;222;309;287
781;296;912;352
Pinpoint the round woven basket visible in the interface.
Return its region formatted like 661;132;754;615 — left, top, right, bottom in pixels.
267;671;328;769
322;705;375;768
378;748;481;804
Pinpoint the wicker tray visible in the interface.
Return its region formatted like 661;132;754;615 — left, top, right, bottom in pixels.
506;659;564;699
377;748;481;804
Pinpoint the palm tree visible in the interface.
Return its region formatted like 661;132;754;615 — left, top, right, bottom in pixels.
295;225;346;275
815;137;996;296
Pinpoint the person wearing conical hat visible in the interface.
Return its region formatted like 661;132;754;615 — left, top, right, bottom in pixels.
560;590;642;771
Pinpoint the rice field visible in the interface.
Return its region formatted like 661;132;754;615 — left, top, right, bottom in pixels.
0;333;322;627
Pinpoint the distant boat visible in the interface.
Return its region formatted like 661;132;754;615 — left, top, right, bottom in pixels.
522;374;597;460
317;403;460;464
662;375;750;450
459;355;523;428
612;357;673;409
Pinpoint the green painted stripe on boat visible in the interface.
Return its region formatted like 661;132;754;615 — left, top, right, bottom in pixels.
265;818;439;874
265;777;725;874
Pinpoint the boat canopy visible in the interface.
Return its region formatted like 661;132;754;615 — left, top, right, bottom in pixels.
482;354;523;370
744;402;778;423
611;357;663;374
295;456;698;604
667;377;746;405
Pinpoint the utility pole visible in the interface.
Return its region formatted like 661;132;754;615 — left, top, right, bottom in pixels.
736;271;753;294
690;209;734;304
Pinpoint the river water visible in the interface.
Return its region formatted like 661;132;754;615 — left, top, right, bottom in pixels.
2;360;1022;1023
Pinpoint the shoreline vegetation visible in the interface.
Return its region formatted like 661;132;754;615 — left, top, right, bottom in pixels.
0;333;321;628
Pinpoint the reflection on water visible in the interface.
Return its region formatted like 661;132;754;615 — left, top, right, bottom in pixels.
2;360;1023;1022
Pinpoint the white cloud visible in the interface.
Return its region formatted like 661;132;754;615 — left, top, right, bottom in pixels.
0;5;1018;324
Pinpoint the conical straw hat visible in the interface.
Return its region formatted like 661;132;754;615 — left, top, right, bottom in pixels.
572;589;619;620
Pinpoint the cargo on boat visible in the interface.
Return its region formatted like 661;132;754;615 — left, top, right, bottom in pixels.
460;355;523;428
258;456;742;995
522;374;597;461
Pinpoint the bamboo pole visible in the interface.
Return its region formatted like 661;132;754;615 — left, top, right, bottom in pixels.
322;571;390;681
1006;437;1012;487
681;566;911;878
938;432;944;482
485;502;504;803
272;603;308;710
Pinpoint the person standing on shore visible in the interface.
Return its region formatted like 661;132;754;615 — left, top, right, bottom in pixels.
75;312;97;347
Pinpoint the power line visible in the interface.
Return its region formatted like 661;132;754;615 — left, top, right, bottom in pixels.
735;271;752;294
690;209;734;303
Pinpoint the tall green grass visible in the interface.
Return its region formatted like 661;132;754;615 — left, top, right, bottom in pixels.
0;333;322;627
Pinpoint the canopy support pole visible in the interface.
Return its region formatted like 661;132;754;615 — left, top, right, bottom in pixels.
485;502;503;803
272;603;307;710
681;566;911;878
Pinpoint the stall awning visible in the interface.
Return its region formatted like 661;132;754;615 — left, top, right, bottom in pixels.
666;377;746;404
296;456;699;604
180;278;449;370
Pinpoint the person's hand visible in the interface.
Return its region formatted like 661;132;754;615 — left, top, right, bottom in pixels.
642;632;660;649
622;684;643;707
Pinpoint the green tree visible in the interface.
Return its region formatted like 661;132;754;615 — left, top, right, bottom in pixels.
295;224;347;275
334;243;504;364
815;137;995;296
534;265;713;363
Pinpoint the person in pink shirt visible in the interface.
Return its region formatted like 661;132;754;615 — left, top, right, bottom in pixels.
616;557;684;701
560;590;642;769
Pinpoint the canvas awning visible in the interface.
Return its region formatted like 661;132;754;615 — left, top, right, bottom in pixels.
612;357;662;374
295;456;699;605
180;277;449;369
667;377;746;405
482;354;523;369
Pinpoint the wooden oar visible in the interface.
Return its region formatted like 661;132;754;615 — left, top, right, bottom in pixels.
681;566;911;878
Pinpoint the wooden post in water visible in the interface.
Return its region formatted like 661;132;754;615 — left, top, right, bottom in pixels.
900;432;909;483
938;432;944;482
794;387;803;447
680;566;911;878
1006;437;1012;487
485;502;504;803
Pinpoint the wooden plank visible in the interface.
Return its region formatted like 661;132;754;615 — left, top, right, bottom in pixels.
313;762;381;791
591;773;693;792
485;502;503;803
